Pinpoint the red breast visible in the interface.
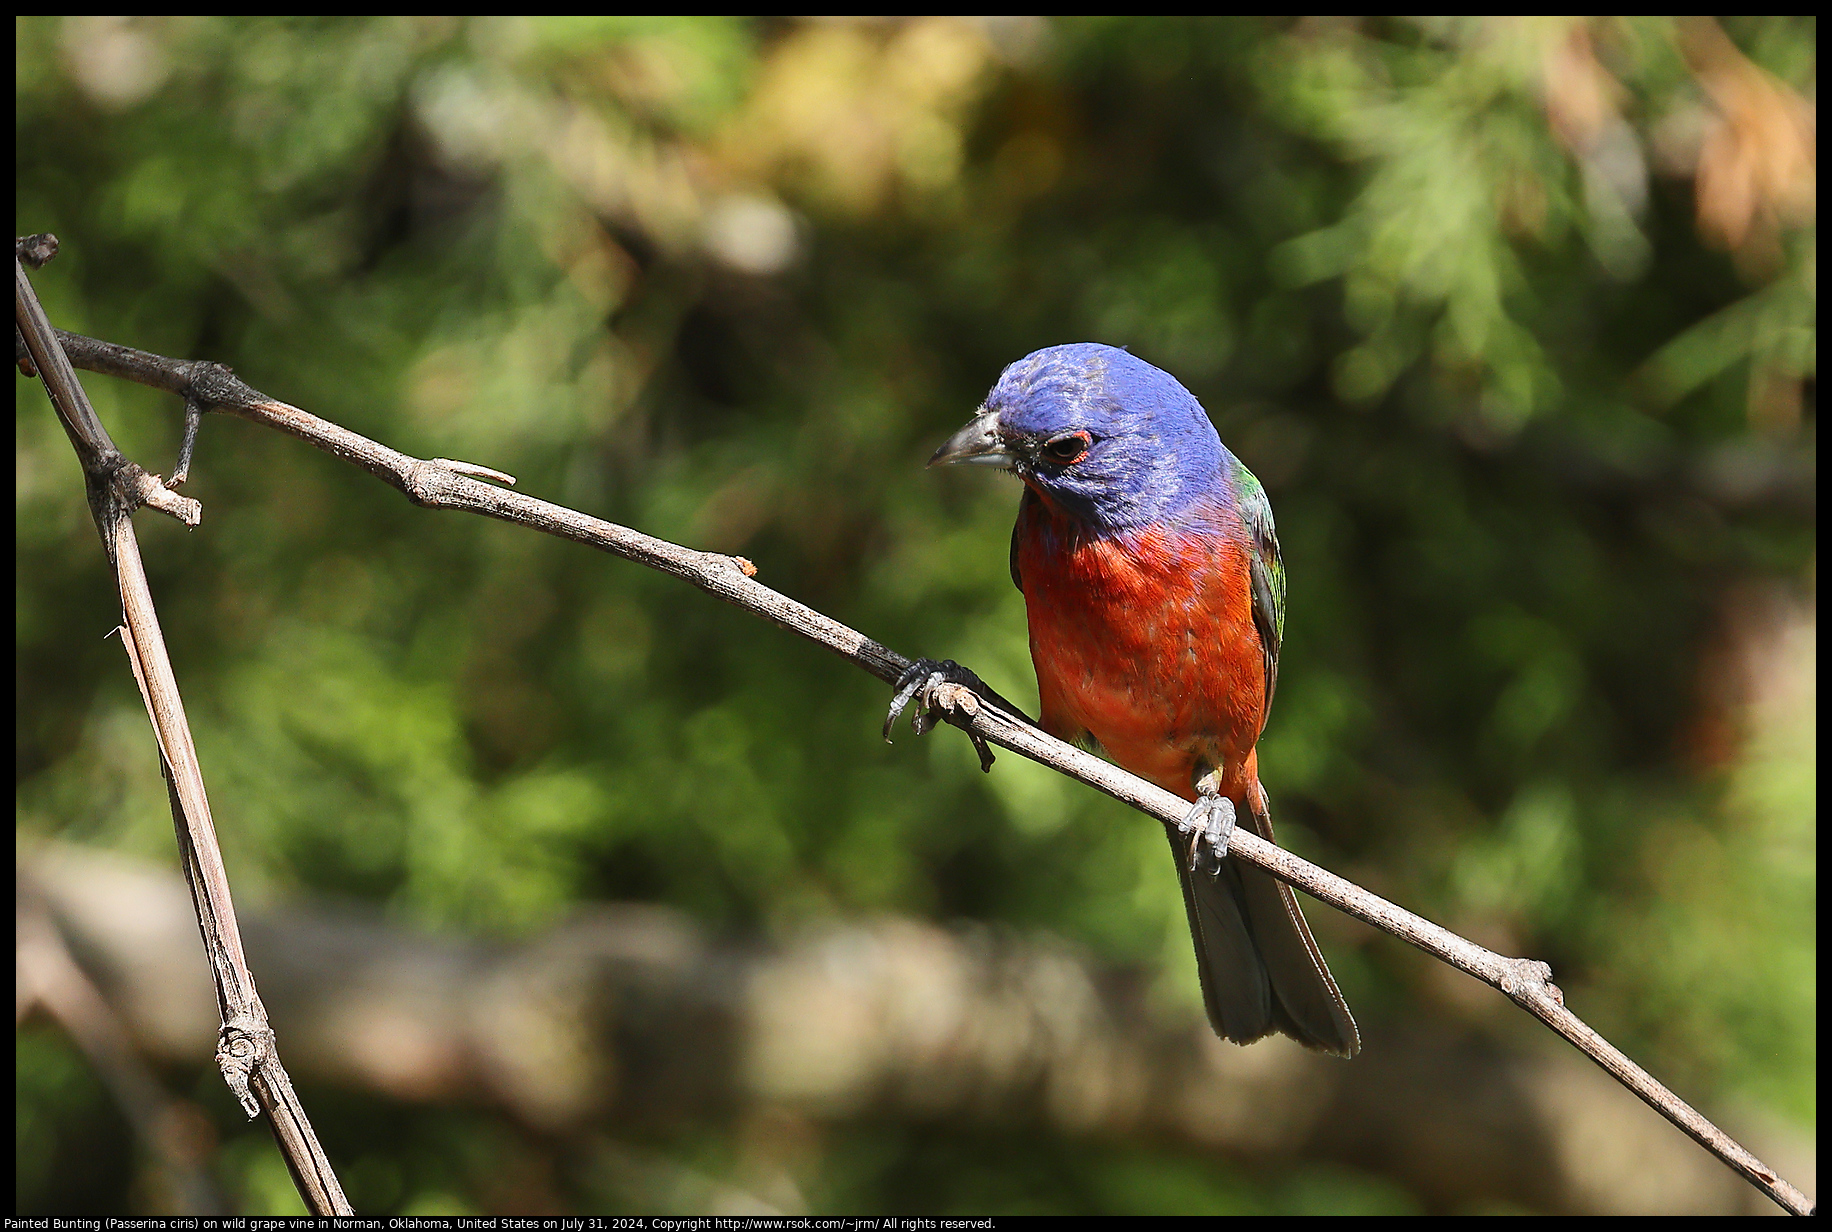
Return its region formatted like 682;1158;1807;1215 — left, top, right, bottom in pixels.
1016;491;1266;804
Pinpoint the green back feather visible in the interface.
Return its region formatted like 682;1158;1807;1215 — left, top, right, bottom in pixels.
1232;456;1285;726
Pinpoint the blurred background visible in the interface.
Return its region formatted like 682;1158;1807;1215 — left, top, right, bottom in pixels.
15;15;1814;1216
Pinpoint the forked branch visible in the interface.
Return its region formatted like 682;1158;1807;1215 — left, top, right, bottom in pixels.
17;241;350;1216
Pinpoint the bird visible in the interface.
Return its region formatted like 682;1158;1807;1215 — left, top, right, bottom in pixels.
902;342;1359;1056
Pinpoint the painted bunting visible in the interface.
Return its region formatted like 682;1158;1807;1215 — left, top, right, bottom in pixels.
903;342;1358;1056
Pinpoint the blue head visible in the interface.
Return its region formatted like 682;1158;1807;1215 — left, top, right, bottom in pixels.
930;343;1228;531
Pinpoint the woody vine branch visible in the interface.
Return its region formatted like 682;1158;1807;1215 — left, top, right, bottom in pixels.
15;237;1812;1217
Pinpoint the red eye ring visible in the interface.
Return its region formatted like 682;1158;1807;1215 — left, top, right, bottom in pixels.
1040;430;1091;466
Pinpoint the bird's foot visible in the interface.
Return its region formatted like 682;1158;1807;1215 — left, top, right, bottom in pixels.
1176;791;1237;875
884;658;997;772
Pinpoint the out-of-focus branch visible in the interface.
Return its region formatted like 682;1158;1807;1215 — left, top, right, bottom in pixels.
16;240;349;1216
17;883;225;1214
22;841;1811;1216
18;303;1813;1216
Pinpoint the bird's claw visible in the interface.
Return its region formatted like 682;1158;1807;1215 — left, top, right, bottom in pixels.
1177;792;1237;875
884;658;997;772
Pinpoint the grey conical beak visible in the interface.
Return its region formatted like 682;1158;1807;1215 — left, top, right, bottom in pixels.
928;408;1015;468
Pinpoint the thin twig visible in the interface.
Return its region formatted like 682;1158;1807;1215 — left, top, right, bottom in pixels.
18;305;1814;1216
15;244;351;1216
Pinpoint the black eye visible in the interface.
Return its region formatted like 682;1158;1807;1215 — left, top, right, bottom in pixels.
1040;431;1091;466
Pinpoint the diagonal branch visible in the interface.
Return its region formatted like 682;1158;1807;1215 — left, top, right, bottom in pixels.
17;282;1813;1216
16;241;350;1217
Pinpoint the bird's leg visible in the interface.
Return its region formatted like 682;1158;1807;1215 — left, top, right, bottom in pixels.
1177;767;1237;874
883;658;1017;772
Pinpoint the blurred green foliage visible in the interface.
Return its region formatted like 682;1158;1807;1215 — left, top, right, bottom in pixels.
17;15;1814;1215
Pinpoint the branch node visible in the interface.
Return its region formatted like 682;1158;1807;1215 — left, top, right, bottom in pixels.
188;360;250;409
1500;956;1557;1001
931;681;982;718
16;233;59;268
732;555;759;578
217;1015;276;1120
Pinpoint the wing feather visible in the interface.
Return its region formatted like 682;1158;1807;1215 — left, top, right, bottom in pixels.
1233;459;1284;729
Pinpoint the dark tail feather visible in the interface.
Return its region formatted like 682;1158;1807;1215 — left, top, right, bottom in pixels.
1171;787;1359;1057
